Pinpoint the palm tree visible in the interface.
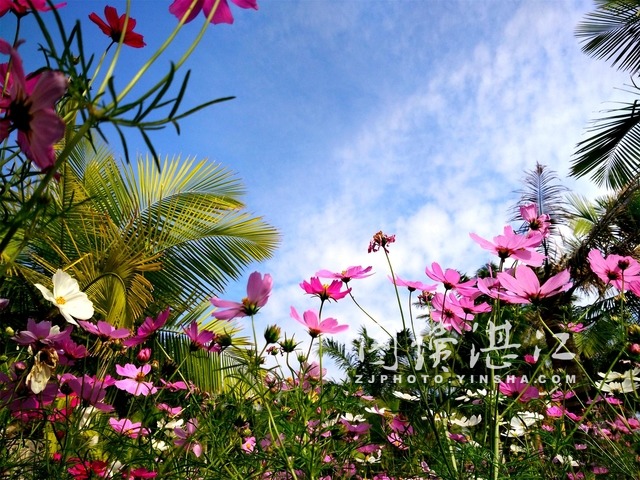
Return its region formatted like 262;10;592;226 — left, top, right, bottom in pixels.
0;138;280;331
571;0;640;189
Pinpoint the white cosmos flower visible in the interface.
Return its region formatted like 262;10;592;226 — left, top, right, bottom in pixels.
450;414;482;427
34;269;94;326
393;391;420;402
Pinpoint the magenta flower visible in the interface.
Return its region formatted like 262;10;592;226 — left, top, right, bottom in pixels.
79;320;130;341
0;39;67;170
588;249;640;291
109;417;149;438
12;318;71;349
300;277;351;302
424;262;476;294
183;320;215;349
174;418;202;457
496;266;572;304
0;0;65;17
122;468;157;480
290;306;348;337
211;271;272;320
169;0;258;25
430;292;472;334
123;308;170;347
114;363;157;396
388;274;436;293
66;374;114;411
498;376;539;402
520;203;551;237
315;265;373;283
470;226;545;266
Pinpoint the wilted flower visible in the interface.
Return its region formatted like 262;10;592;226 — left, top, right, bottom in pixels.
368;231;395;253
34;270;94;326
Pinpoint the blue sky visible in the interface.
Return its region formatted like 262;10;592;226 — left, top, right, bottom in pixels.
7;1;633;378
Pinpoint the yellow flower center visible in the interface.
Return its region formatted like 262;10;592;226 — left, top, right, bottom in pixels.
55;296;66;305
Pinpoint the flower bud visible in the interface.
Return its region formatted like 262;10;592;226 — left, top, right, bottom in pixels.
263;325;281;344
137;348;152;363
279;336;298;353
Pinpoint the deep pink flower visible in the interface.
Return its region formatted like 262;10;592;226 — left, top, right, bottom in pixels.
496;266;572;304
67;459;107;480
109;417;149;438
137;347;151;362
89;6;146;48
169;0;258;25
123;308;170;347
183;320;215;349
388;274;436;293
300;277;351;302
290;307;348;337
174;418;202;457
79;320;130;341
315;265;373;283
498;376;539;402
122;468;157;480
211;271;272;320
520;203;551;237
114;363;157;396
470;226;545;266
0;39;67;170
424;262;476;294
0;0;65;17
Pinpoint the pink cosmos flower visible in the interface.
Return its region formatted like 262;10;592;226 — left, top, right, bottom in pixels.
430;292;472;334
183;320;215;350
66;374;114;412
109;417;149;438
315;265;373;283
79;320;130;341
211;271;272;320
0;0;65;17
89;6;146;48
300;277;351;302
123;308;170;347
588;249;640;291
520;203;551;237
169;0;258;25
424;262;476;294
114;363;157;396
498;376;539;403
496;266;572;304
470;226;545;266
290;307;348;337
174;418;202;457
12;318;72;349
241;436;256;453
388;274;437;293
0;39;67;170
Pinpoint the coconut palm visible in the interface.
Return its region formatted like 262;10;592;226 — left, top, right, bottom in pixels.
571;0;640;188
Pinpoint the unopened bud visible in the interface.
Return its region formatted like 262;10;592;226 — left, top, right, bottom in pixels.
264;325;281;344
279;336;298;354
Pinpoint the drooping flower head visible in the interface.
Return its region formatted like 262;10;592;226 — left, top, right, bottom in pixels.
211;271;272;320
470;226;545;266
300;277;351;302
174;418;202;457
34;269;94;326
290;306;348;337
388;274;437;293
89;6;146;48
169;0;258;25
0;39;67;170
